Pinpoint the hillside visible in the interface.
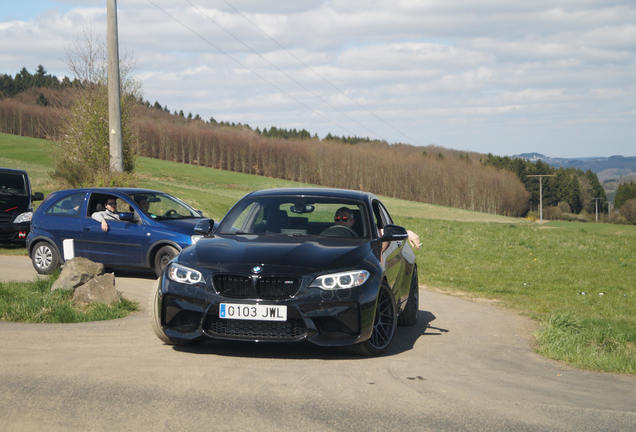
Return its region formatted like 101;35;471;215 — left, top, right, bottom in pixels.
0;74;530;217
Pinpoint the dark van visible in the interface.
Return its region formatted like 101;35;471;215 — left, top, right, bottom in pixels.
0;168;44;243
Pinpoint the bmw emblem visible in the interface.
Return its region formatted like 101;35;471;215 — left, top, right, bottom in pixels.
251;265;263;274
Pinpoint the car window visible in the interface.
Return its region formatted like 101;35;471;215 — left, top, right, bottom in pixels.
46;192;85;217
378;202;394;225
218;196;369;238
127;192;199;220
0;172;27;196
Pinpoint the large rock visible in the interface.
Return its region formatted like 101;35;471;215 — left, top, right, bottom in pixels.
51;257;104;291
72;273;122;305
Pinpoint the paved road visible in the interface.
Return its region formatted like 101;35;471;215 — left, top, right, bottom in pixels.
1;256;634;431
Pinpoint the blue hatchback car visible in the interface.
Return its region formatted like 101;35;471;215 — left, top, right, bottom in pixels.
27;188;209;276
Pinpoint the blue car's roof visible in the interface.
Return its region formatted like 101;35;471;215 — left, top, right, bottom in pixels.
247;188;377;202
54;187;163;195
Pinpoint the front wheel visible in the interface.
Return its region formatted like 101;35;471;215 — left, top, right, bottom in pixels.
153;245;178;277
354;282;397;356
31;241;60;274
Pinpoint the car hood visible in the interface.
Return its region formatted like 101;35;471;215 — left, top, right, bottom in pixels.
152;217;207;234
180;235;373;275
0;195;30;216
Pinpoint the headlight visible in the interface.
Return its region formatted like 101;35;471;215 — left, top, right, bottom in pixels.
190;235;203;244
167;263;202;285
13;212;33;224
310;270;370;290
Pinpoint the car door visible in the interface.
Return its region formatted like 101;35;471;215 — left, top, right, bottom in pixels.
79;194;146;267
374;200;409;304
38;191;88;257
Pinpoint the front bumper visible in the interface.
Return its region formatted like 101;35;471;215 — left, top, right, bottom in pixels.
156;271;382;346
0;221;29;243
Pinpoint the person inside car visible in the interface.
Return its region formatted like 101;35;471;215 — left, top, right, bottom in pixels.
133;197;150;222
334;207;355;229
91;198;120;232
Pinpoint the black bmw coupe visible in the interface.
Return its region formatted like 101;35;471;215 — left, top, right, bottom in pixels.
152;188;418;355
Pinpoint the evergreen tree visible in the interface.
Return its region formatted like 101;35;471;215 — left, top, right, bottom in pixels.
615;182;636;208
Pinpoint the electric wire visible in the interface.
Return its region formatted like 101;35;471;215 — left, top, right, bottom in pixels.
182;0;385;140
145;0;358;138
222;0;416;144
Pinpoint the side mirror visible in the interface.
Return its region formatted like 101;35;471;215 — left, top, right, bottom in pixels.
194;218;214;236
118;212;135;222
32;192;44;201
380;224;408;242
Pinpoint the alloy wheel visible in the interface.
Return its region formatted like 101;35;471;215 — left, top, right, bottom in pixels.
369;285;397;350
34;244;53;270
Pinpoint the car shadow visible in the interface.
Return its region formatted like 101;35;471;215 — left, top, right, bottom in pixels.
172;309;448;360
112;268;157;280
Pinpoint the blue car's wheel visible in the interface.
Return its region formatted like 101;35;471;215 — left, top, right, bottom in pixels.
153;245;178;277
31;241;60;275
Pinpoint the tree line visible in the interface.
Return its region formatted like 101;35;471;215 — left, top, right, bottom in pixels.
482;154;607;216
1;65;533;216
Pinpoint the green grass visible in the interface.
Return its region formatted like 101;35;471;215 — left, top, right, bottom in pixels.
1;132;635;373
0;275;138;323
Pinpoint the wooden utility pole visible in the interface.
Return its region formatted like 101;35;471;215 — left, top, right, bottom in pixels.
107;0;124;172
528;174;555;223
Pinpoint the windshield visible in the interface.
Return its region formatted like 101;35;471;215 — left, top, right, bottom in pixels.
126;192;199;220
0;173;27;196
218;196;370;239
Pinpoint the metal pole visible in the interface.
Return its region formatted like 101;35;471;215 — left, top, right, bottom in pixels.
107;0;124;172
539;176;543;223
528;174;555;224
592;198;600;222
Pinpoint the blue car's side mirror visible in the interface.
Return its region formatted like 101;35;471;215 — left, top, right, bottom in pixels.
194;219;214;236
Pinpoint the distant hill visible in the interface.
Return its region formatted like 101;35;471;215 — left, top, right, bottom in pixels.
515;153;636;200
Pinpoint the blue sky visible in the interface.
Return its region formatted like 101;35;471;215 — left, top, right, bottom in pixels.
1;1;635;158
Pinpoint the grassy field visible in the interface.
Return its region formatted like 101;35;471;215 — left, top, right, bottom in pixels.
1;132;634;373
0;275;138;323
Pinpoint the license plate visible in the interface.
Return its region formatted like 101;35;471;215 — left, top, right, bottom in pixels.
219;303;287;321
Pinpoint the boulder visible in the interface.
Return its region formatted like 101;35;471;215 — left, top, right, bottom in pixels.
72;273;122;305
51;257;104;291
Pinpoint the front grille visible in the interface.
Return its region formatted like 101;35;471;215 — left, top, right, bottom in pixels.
213;274;299;299
0;214;13;223
204;316;307;340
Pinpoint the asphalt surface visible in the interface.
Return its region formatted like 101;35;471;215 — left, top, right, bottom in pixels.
1;255;634;431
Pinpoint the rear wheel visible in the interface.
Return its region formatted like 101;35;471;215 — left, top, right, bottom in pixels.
31;241;60;274
398;268;418;326
354;282;397;356
153;245;178;277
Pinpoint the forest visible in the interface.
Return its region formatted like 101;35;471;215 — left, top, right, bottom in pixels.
0;65;612;219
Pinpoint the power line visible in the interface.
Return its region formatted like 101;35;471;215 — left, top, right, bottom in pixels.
221;0;417;145
182;0;386;140
145;0;357;138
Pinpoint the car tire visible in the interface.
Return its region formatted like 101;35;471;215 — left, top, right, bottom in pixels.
354;281;397;356
153;245;178;278
150;286;192;345
398;268;418;327
31;241;60;274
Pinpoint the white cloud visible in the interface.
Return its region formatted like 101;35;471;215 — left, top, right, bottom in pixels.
0;0;634;156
